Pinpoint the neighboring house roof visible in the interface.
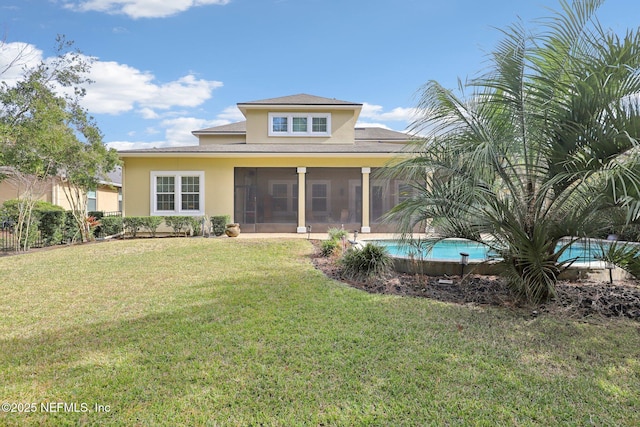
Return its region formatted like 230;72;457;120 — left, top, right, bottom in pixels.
0;165;122;187
237;93;362;107
101;166;122;187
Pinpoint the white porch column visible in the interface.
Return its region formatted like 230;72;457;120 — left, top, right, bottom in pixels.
296;167;307;233
361;167;371;233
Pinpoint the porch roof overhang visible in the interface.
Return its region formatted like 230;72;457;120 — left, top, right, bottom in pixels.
118;142;411;158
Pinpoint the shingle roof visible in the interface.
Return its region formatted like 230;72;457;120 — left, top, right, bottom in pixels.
194;121;247;134
238;93;362;106
119;140;409;156
102;166;122;186
193;121;412;142
355;127;411;142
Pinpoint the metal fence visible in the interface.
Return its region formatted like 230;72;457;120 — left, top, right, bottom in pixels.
0;221;46;252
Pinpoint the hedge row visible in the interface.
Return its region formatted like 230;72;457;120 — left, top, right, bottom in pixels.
1;200;86;247
121;215;232;237
1;199;235;249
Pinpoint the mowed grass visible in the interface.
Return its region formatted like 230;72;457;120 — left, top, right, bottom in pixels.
0;238;639;426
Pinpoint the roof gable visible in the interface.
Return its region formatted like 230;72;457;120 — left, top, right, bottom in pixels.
238;93;361;107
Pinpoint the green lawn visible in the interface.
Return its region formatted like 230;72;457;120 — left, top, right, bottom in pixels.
0;238;638;426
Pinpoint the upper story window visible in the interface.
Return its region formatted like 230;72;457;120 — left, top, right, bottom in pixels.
269;113;331;137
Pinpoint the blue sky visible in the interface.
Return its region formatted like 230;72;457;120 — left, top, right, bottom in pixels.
1;0;639;150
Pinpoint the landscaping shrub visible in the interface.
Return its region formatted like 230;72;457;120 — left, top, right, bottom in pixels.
123;217;145;238
63;211;80;242
2;200;66;247
88;211;104;238
188;216;205;236
38;208;66;246
340;243;392;282
100;216;124;236
327;227;349;242
141;216;163;237
164;216;191;236
211;215;230;237
320;239;339;257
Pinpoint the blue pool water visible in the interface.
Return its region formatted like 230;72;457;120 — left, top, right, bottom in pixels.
372;239;611;264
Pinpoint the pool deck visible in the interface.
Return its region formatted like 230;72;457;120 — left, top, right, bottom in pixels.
234;232;398;241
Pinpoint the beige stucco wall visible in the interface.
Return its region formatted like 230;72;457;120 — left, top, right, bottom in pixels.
0;178;55;206
96;185;120;212
244;109;357;145
121;156;392;220
0;180;26;203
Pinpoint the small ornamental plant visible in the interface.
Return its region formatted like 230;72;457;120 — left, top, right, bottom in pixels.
339;242;392;282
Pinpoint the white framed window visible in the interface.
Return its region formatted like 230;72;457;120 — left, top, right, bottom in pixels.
150;171;204;216
269;113;331;137
87;190;97;212
395;181;413;205
268;180;298;215
308;180;331;216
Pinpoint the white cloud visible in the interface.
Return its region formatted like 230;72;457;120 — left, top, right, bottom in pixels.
64;0;230;19
138;107;159;119
107;111;235;149
106;140;167;150
0;42;43;84
217;105;244;122
73;57;223;115
162;117;210;145
355;121;392;129
360;102;418;124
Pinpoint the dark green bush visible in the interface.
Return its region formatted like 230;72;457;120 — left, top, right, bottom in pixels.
63;211;80;243
38;209;66;245
339;243;393;282
211;215;230;237
1;200;69;248
101;216;124;236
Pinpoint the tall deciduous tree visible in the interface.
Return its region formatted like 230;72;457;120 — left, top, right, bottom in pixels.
0;36;119;247
386;0;640;303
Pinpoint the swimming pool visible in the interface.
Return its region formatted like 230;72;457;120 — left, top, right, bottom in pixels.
371;238;612;264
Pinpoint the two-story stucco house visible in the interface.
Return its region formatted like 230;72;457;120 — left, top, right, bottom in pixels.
118;94;414;233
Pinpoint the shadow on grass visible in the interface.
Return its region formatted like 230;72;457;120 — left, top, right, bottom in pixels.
1;256;639;426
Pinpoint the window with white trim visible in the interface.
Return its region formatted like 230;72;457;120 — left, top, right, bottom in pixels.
308;180;331;215
151;171;204;215
269;113;331;137
87;190;97;212
396;181;413;204
269;180;298;215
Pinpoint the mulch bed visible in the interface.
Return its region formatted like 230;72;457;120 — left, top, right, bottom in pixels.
310;241;640;321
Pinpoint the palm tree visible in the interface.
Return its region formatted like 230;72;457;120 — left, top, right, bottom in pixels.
386;0;640;303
